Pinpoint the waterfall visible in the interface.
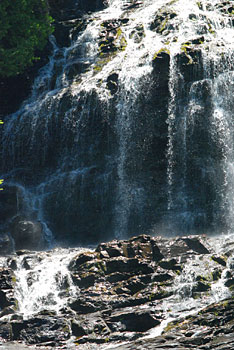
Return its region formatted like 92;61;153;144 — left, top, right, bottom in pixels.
0;0;234;245
0;2;234;348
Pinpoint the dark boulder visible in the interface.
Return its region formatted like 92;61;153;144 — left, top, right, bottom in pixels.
105;310;160;332
0;234;13;255
10;216;44;251
107;73;119;95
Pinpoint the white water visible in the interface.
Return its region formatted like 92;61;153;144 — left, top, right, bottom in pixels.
13;248;90;319
0;2;234;346
1;0;234;239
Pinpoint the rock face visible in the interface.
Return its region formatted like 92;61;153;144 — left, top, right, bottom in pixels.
0;234;233;349
10;216;45;251
1;0;234;245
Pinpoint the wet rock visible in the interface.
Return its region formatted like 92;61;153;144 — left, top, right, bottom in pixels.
129;23;145;43
0;234;233;348
107;73;119;95
15;250;33;256
150;239;164;261
224;270;234;288
0;306;15;318
182;237;210;254
150;7;177;34
0;268;15;290
72;314;109;338
0;234;13;255
68;252;95;271
152;50;170;83
192;281;211;293
71;272;96;288
105;257;154;275
151;272;173;282
154;235;211;259
71;320;87;337
122;243;136;258
12;316;70;344
211;255;227;266
0;290;16;309
125;277;146;295
175;48;203;82
0;322;12;340
106;310;160;332
159;258;181;271
10;216;44;251
7;258;17;270
69;299;98;314
0;186;18;225
99;250;110;259
106;272;130;283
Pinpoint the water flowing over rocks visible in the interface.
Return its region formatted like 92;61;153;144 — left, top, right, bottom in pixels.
0;234;233;349
0;0;234;348
1;0;234;245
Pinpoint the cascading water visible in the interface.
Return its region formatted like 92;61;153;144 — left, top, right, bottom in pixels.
1;0;233;242
0;0;234;347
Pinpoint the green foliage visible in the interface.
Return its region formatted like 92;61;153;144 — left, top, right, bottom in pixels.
0;0;54;77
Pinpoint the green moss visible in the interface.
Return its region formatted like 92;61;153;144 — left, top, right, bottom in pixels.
159;18;168;33
181;45;194;65
153;47;170;60
13;299;19;311
207;21;215;35
94;24;127;73
93;55;113;73
164;320;180;332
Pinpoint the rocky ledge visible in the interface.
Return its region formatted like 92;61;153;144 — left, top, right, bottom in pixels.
0;233;233;349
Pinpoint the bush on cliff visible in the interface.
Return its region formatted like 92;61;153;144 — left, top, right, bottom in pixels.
0;0;53;77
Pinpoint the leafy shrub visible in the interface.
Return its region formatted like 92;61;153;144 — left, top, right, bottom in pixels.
0;0;54;77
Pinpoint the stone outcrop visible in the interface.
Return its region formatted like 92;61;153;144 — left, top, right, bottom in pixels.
0;234;233;349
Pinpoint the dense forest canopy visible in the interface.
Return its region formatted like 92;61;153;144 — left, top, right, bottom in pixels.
0;0;53;77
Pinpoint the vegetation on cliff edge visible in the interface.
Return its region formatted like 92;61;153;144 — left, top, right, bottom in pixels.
0;0;53;77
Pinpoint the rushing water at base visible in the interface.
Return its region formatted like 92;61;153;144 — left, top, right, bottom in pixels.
0;233;231;348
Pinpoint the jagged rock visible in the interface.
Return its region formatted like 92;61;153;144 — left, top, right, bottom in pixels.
224;270;234;288
71;272;96;288
69;298;103;314
107;73;119;95
11;316;70;344
0;290;16;309
130;23;145;43
105;309;160;332
150;7;177;34
68;252;95;271
159;258;181;271
0;322;12;340
106;272;130;283
192;281;211;293
105;257;154;275
154;235;211;259
211;255;227;266
151;272;173;282
0;268;15;290
72;313;109;338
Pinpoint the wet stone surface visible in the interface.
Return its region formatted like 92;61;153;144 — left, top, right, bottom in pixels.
0;234;233;349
